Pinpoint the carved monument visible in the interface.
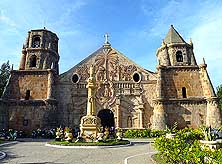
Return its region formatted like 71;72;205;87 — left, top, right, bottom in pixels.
79;65;101;141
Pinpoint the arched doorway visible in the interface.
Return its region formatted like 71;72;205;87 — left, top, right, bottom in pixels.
97;109;115;128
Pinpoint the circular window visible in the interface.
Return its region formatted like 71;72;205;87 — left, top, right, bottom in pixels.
133;72;141;83
72;74;79;83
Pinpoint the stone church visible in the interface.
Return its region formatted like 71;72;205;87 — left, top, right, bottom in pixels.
0;25;221;132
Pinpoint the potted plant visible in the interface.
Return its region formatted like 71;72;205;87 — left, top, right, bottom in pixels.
64;127;73;142
103;127;110;141
115;128;123;141
199;126;220;150
96;132;104;142
165;122;177;139
55;127;63;141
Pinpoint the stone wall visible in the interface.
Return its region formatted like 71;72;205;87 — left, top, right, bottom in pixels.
6;100;57;131
3;70;49;100
0;100;8;129
57;81;157;129
161;67;203;98
57;45;158;129
164;99;206;129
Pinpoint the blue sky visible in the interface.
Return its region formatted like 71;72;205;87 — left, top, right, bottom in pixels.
0;0;222;89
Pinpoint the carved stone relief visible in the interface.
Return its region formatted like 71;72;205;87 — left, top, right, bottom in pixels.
96;81;115;108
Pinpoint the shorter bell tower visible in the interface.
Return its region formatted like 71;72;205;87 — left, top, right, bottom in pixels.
19;28;59;74
2;28;59;132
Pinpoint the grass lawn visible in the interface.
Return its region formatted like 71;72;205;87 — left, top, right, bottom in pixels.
49;139;130;146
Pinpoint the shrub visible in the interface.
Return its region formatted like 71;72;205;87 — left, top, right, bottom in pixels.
123;129;164;138
154;128;222;164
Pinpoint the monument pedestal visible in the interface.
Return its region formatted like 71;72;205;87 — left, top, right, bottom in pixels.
80;115;101;142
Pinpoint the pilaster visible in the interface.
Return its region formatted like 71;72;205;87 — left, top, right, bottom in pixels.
199;61;216;97
206;97;221;128
47;70;54;99
151;100;166;130
19;49;27;70
116;96;121;128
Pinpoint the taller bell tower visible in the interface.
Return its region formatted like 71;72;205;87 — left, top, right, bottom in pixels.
19;28;59;74
152;25;221;130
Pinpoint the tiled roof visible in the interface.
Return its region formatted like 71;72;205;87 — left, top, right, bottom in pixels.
164;25;185;44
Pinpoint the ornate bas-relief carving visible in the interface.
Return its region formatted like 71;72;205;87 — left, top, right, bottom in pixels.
119;65;137;81
82;117;98;125
94;50;118;81
96;81;115;107
76;65;89;81
68;43;155;129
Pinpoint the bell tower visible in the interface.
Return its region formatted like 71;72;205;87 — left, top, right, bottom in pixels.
1;28;60;132
152;25;221;130
19;28;59;74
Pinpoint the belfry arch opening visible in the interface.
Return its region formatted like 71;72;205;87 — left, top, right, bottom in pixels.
97;109;115;129
32;36;40;48
176;50;183;62
29;55;37;67
182;87;187;98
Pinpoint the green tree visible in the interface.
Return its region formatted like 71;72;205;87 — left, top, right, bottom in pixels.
0;61;11;97
217;84;222;110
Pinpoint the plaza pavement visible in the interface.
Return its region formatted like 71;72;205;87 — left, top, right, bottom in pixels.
0;138;157;164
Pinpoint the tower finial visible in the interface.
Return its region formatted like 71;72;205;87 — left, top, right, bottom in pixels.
11;64;14;71
161;39;166;46
104;33;109;44
203;58;206;64
189;38;193;46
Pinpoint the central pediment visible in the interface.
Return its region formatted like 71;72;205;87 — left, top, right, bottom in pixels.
59;43;157;83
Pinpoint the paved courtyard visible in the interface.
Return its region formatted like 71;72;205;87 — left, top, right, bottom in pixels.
0;139;156;164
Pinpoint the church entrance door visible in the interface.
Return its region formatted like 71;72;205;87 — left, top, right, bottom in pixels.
97;109;115;129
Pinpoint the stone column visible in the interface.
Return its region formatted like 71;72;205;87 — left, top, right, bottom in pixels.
151;66;166;130
19;50;27;70
116;97;121;128
199;61;216;97
206;98;221;128
139;109;144;128
80;65;101;142
151;101;166;130
156;65;163;98
86;66;96;116
47;70;54;99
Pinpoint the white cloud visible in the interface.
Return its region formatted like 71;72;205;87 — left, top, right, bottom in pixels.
0;10;17;28
190;7;222;87
52;0;87;28
140;0;222;87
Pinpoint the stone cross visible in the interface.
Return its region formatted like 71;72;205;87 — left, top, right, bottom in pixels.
104;33;109;44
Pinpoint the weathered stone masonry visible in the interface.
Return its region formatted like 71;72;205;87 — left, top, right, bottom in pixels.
0;25;221;132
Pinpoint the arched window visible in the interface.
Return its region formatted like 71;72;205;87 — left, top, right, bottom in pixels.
182;87;187;98
176;51;183;62
29;55;37;67
25;90;30;100
32;36;40;48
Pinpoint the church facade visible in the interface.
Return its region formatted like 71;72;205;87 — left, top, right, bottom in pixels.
0;25;221;131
